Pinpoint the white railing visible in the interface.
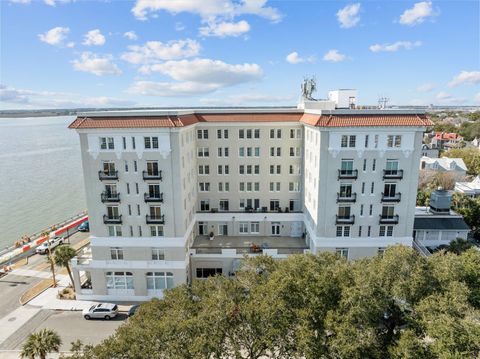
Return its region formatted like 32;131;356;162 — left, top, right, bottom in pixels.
413;240;431;257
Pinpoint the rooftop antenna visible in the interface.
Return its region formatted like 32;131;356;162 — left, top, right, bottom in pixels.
301;76;317;100
378;96;389;109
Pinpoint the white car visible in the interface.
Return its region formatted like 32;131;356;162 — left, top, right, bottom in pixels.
35;236;65;254
83;303;118;320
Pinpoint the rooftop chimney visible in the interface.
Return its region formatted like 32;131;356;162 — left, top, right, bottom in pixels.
429;187;452;214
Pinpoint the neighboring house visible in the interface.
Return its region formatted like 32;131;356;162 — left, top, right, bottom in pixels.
420;156;467;177
68;89;432;302
471;137;480;149
455;176;480;197
420;144;439;158
414;189;470;248
431;132;464;150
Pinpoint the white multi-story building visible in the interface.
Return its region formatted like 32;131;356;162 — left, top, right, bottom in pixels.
69;92;432;301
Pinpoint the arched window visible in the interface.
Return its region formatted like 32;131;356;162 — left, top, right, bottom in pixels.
106;271;133;289
146;272;173;290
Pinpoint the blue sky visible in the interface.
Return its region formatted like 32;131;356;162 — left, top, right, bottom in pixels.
1;0;479;109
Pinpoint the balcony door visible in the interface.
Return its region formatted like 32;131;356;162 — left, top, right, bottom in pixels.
147;161;159;176
338;206;351;218
149;184;160;198
218;224;228;236
340;160;353;174
107;206;119;219
386;160;399;174
382;206;395;218
271;223;280;236
339;184;352;197
384;183;396;197
105;184;117;196
150;206;161;219
103;161;115;174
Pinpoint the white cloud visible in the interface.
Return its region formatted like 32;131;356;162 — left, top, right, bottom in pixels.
200;93;296;106
131;0;282;22
336;3;361;28
123;31;138;41
127;81;219;97
121;39;200;65
175;22;186;31
286;51;315;64
83;29;106;46
369;40;422;52
0;85;134;109
416;83;435;92
399;1;436;26
128;58;263;97
199;20;250;37
38;27;70;46
141;58;262;85
323;49;346;62
44;0;73;5
72;52;122;76
474;93;480;103
435;91;465;104
9;0;31;3
448;71;480;87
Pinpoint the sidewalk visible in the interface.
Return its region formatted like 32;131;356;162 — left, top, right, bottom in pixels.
0;307;42;346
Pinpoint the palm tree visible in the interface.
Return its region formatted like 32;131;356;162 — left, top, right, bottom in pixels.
20;328;62;359
54;245;77;289
41;232;56;288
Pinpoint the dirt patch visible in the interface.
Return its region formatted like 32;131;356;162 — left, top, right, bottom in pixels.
20;278;57;305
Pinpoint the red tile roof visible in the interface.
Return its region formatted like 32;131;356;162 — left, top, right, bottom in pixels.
434;132;463;140
69;112;432;129
300;114;433;127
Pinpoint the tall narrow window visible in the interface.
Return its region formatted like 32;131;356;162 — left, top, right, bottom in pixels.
364;135;369;148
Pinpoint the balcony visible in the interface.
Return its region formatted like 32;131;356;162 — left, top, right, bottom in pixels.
98;170;118;181
335;215;355;225
101;192;120;203
143;170;162;181
146;214;165;224
338;169;358;180
103;214;122;224
337;192;357;203
379;215;399;224
144;192;164;203
381;192;401;203
383;169;404;180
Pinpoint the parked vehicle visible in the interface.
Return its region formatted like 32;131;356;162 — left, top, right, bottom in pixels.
78;221;89;232
35;236;65;254
127;305;140;317
83;303;118;320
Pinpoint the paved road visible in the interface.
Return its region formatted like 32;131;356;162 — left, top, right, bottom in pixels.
0;231;89;321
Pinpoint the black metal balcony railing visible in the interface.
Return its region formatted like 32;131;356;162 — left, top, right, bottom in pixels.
146;214;165;224
381;192;401;202
337;192;357;203
143;170;162;181
103;214;122;224
144;192;164;202
335;215;355;224
98;170;119;181
101;192;121;203
338;169;358;180
379;214;399;224
383;169;404;180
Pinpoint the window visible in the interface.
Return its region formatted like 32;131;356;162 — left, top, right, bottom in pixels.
385;160;399;174
254;129;260;139
110;247;124;260
250;222;260;233
219;199;229;211
289;182;300;192
289;147;301;157
152;248;165;260
144;136;159;149
387;135;402;148
361;182;365;194
384;183;397;197
122;137;126;150
339;184;352;198
196;268;222;279
336;248;349;258
217;147;229;157
269;165;281;175
130;226;133;236
200;200;210;211
270;182;281;192
198;165;210;175
379;226;394;237
135;183;139;194
239;147;245;157
108;225;122;237
290;128;301;139
340;160;354;174
336;227;350;237
338;206;351;218
150;225;164;237
372;159;376;172
239;129;245;139
199;182;210;192
363;159;367;171
124;161;129;172
219;182;230;192
99;137;114;150
270;200;280;211
106;205;119;219
146;272;173;289
239;222;249;233
382;206;395;218
358;226;362;237
126;183;130;194
374;135;379;148
128;205;132;216
371;182;375;194
254;165;260;175
197;129;208;139
106;271;133;289
341;135;356;148
365;135;369;148
368;226;371;237
369;204;373;216
197;147;209;157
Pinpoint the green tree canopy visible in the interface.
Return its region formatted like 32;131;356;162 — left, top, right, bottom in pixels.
67;246;480;359
447;148;480;176
21;328;62;359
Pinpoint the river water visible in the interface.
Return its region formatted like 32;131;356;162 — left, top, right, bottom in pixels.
0;116;86;249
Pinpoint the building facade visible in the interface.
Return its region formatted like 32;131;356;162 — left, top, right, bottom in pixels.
69;99;432;301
